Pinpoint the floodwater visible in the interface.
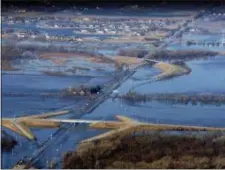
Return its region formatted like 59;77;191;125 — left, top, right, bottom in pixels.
1;72;110;168
1;64;111;168
2;23;121;39
2;55;225;169
134;56;225;94
2;7;225;169
83;56;225;126
30;56;224;169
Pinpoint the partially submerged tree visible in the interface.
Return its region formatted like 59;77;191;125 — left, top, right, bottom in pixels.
146;49;218;60
118;47;148;58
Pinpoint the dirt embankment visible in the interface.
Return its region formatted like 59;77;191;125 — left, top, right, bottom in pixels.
113;56;144;69
63;132;225;169
153;62;190;80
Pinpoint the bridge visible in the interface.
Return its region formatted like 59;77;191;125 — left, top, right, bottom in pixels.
5;8;219;169
2;110;70;140
3;110;225;142
144;59;160;65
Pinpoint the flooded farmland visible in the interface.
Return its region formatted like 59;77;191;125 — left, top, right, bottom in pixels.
1;1;225;169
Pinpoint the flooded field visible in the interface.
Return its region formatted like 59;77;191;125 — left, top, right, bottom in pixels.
1;2;225;169
134;56;225;93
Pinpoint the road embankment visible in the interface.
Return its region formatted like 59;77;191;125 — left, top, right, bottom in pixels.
150;61;191;82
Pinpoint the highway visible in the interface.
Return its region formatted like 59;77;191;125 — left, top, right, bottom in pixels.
13;6;213;168
158;8;209;49
15;68;135;169
12;9;199;167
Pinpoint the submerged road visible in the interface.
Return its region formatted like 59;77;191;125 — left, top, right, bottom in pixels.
12;9;203;167
158;7;211;49
15;69;135;169
13;6;214;168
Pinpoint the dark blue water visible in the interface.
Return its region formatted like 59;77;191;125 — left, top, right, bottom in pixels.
3;57;225;168
1;72;107;168
80;56;225;129
135;56;225;93
2;7;224;169
2;74;90;92
82;98;225;128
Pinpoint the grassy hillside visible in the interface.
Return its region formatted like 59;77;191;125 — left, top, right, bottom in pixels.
63;132;225;169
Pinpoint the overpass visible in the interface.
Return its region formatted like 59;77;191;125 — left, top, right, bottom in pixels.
144;59;160;65
3;111;225;141
4;111;225;169
2;110;70;140
11;68;136;169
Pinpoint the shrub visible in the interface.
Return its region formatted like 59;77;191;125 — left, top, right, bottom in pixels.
63;133;225;169
118;47;148;58
146;49;218;60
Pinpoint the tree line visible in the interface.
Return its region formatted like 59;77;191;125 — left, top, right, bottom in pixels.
122;91;225;106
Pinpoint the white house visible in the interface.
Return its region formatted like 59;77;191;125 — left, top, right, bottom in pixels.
16;32;26;38
77;38;83;42
44;33;50;40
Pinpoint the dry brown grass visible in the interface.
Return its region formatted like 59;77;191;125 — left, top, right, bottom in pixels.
40;52;99;59
79;114;225;146
112;56;144;69
104;36;146;43
23;119;60;128
219;51;225;56
145;31;169;39
1;60;15;71
2;110;69;140
154;62;173;72
50;58;68;66
1;34;8;38
40;52;82;58
42;71;68;76
63;132;225;169
40;52;115;66
153;62;186;79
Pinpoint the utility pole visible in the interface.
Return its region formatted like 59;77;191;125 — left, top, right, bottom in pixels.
221;30;225;47
179;33;182;45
